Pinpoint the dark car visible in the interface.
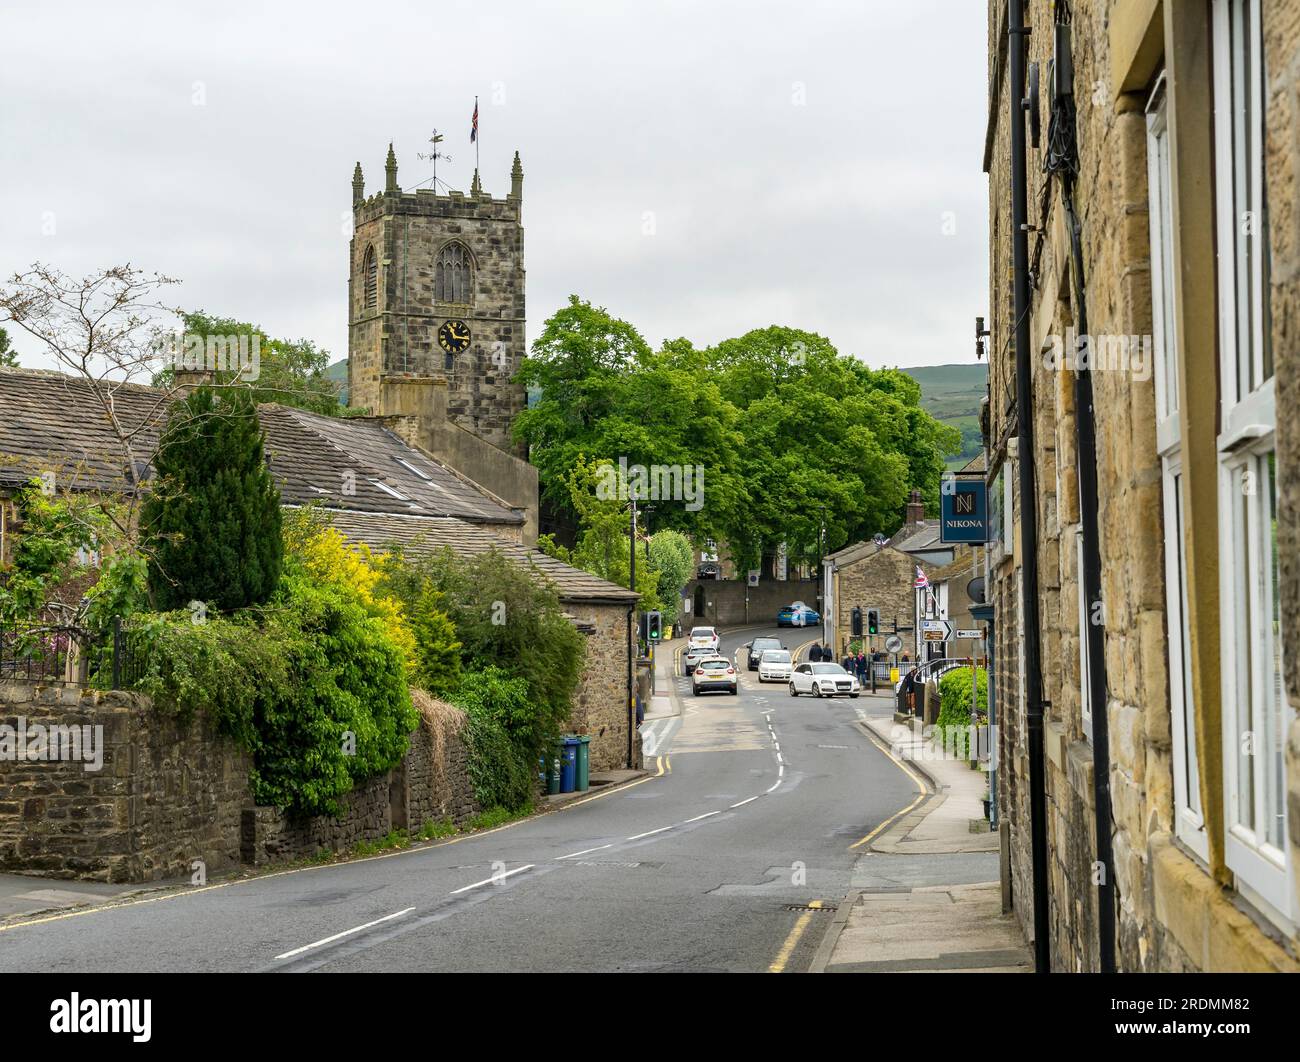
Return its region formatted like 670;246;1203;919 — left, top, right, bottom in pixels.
746;637;785;670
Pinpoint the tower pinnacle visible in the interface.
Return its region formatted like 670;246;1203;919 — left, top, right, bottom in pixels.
510;151;523;200
352;161;364;207
385;143;398;194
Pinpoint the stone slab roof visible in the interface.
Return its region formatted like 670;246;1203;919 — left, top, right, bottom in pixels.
0;369;521;526
317;508;640;605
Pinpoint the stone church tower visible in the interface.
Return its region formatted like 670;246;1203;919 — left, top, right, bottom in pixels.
348;145;527;454
347;145;538;540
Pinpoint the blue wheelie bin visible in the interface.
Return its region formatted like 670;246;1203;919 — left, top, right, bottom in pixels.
559;737;579;793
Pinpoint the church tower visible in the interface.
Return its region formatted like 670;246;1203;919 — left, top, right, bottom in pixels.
347;146;527;455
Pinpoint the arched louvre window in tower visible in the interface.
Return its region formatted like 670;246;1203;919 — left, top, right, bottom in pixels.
363;245;378;310
436;242;472;304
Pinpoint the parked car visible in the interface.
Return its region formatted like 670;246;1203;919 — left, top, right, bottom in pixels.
789;662;860;698
683;646;711;675
745;636;785;670
757;648;793;683
777;603;821;628
691;656;737;695
688;626;720;652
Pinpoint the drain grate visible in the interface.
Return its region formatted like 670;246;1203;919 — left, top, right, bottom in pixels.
786;902;836;913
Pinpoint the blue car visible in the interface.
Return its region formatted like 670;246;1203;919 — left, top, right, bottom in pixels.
777;603;821;628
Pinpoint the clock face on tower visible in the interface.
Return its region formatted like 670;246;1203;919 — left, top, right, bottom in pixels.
438;319;471;354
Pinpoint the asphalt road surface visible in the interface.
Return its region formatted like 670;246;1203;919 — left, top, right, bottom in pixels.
0;625;918;973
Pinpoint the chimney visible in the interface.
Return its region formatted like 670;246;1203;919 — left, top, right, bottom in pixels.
905;489;925;527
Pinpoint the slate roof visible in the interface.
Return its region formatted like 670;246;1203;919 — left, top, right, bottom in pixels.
317;508;640;605
0;369;522;527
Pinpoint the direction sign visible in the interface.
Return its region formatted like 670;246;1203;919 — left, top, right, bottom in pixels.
955;628;983;640
884;634;903;654
922;619;953;642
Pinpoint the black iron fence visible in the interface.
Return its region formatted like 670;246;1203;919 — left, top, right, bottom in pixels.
0;617;143;689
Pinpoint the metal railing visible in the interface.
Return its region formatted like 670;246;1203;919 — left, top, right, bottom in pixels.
0;617;140;689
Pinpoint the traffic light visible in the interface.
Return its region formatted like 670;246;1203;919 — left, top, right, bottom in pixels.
646;611;662;641
866;608;880;636
851;606;863;637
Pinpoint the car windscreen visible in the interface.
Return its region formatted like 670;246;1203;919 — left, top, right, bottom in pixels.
698;660;729;671
752;639;781;650
811;664;846;675
761;651;791;663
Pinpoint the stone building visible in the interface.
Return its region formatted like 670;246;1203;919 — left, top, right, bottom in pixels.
347;148;538;537
983;0;1299;970
823;480;984;662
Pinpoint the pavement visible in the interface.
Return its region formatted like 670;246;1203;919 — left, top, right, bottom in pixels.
810;695;1031;973
0;624;920;972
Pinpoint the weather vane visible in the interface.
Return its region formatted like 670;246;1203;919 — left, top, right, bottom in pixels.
417;129;453;191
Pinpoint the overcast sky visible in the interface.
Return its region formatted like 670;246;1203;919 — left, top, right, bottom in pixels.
2;0;988;372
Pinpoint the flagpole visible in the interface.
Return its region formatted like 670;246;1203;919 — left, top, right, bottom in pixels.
474;95;480;174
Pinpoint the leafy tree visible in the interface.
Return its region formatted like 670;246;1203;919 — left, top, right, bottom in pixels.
158;310;343;415
410;588;462;694
0;326;16;367
517;300;959;575
0;482;106;626
538;456;661;608
142;386;283;611
514;296;746;540
648;530;693;625
390;545;585;763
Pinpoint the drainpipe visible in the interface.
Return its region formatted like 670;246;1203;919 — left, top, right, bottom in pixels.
1062;180;1117;975
1009;0;1052;974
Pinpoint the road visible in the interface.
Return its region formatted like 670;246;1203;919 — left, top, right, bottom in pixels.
0;625;918;972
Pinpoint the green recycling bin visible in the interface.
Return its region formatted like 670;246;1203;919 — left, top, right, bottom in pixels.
575;735;591;792
545;749;562;795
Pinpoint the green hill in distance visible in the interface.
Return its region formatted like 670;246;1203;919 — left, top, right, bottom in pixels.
326;358;348;404
901;363;987;470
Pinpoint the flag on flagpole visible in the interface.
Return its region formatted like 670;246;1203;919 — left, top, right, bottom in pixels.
913;566;929;589
470;99;478;143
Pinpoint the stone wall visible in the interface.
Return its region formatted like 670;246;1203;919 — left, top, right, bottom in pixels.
984;0;1300;971
242;692;480;866
1;683;482;883
565;602;639;773
0;682;250;883
682;577;821;630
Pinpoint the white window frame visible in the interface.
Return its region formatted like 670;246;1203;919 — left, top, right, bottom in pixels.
1074;528;1093;743
1212;0;1293;923
1147;76;1208;862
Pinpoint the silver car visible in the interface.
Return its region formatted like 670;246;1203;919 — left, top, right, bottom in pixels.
789;662;861;698
758;648;792;682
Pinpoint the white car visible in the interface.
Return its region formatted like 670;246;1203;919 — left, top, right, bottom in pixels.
758;649;793;683
683;646;711;675
789;662;861;699
688;626;720;653
691;656;737;695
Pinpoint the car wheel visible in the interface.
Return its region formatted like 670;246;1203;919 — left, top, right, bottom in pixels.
789;682;799;697
850;692;860;699
815;686;825;698
729;685;737;695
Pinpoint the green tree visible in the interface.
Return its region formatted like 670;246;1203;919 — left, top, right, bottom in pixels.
648;530;693;625
538;456;661;608
142;387;283;611
159;311;343;415
514;296;746;540
0;326;17;367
